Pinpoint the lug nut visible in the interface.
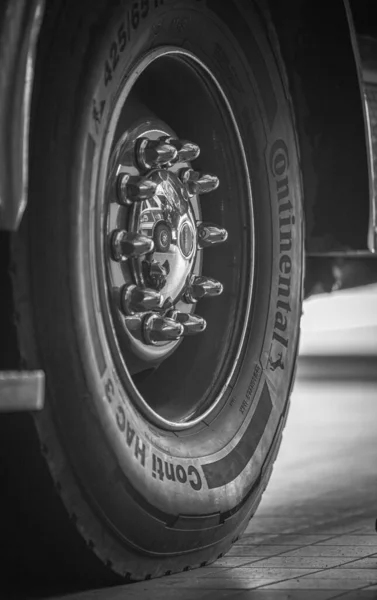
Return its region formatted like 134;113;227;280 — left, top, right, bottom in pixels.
163;137;200;162
184;276;224;303
117;174;157;205
143;314;184;345
180;169;220;196
170;311;207;335
111;230;154;261
120;284;163;314
197;223;228;248
136;137;178;170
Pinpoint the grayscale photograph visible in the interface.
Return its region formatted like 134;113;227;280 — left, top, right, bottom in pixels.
1;1;377;599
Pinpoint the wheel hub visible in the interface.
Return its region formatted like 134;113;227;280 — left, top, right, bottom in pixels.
129;169;198;306
106;119;228;359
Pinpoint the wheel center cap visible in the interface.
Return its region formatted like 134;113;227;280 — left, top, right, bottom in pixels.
180;222;195;258
130;170;198;305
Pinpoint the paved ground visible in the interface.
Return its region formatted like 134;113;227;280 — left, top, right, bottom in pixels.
52;358;377;600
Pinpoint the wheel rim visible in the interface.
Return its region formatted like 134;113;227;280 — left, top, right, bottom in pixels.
96;47;254;430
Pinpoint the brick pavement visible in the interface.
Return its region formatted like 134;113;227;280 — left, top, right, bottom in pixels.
54;515;377;600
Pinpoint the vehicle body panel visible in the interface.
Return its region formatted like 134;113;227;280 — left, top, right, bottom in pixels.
0;0;44;231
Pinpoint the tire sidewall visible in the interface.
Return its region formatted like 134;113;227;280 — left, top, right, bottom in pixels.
30;0;303;556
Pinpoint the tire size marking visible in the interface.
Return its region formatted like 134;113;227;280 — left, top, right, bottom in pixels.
103;0;165;87
110;42;119;73
268;139;295;365
92;99;106;133
239;363;262;415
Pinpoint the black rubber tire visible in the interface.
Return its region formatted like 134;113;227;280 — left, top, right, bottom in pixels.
0;0;303;593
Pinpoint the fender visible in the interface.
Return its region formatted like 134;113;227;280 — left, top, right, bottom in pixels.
0;0;45;231
265;0;371;254
264;0;377;296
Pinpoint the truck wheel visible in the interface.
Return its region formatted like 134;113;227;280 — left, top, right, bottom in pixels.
2;0;303;589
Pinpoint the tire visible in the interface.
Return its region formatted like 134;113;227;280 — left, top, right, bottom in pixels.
1;0;303;592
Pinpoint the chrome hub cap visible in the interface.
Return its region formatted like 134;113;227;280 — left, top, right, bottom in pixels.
130;169;198;306
106;121;226;355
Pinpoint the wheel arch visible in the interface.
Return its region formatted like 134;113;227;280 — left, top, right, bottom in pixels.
264;0;371;254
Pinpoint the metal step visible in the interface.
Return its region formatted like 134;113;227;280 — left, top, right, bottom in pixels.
0;370;44;412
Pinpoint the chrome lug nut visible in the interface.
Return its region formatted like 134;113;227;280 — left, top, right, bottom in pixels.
163;137;201;162
136;137;178;170
111;230;154;261
170;311;207;335
143;314;184;345
180;168;220;196
197;223;228;248
117;174;157;205
184;276;224;303
121;284;163;315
